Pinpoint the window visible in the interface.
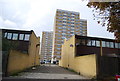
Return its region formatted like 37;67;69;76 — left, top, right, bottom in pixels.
63;15;67;17
71;22;74;24
71;18;74;19
62;24;66;26
62;31;66;33
62;37;66;39
62;33;66;35
75;16;79;18
75;19;79;21
87;40;91;46
80;39;86;45
63;18;67;20
12;33;18;40
71;25;74;27
70;32;74;34
110;42;114;48
91;40;96;46
57;52;60;54
59;14;62;16
76;29;79;31
56;34;61;37
58;31;61;33
76;23;79;24
4;32;7;38
67;18;71;20
67;15;71;17
115;43;118;48
63;28;66;30
61;41;64;44
24;34;30;41
62;34;66;37
57;48;61;50
106;42;110;47
102;41;106;47
57;45;61;47
67;31;70;33
96;40;100;47
119;43;120;48
58;27;62;29
58;17;62;19
7;33;12;39
71;19;74;21
67;22;70;24
63;21;66;23
56;55;61;58
19;34;24;40
71;29;74;32
57;37;61;40
59;21;62;23
76;26;79;27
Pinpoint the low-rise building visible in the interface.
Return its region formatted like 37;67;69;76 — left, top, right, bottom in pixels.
59;35;120;79
2;29;40;76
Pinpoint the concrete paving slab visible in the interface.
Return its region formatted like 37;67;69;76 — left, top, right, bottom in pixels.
15;73;88;79
10;64;89;79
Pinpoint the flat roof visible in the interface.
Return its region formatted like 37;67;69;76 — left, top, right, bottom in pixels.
2;29;33;34
57;9;79;15
75;35;118;42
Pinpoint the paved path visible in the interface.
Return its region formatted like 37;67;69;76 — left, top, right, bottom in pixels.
10;64;89;79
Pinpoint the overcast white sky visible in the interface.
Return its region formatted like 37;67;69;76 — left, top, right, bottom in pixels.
0;0;114;39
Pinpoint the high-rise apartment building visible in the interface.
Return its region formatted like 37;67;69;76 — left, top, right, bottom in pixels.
40;31;53;62
52;9;87;62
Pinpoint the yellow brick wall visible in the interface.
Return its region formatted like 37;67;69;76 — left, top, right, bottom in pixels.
28;32;40;66
60;35;75;68
74;55;96;77
7;50;29;75
60;35;96;78
7;32;40;75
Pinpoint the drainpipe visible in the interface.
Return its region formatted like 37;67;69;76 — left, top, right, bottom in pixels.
100;40;103;56
96;40;103;79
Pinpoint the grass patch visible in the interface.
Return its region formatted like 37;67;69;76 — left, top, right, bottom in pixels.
10;70;23;76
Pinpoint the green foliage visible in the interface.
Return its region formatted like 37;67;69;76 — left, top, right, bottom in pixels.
87;2;120;41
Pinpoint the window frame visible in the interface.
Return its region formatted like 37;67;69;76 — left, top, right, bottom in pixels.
12;33;18;40
7;33;12;39
24;34;30;41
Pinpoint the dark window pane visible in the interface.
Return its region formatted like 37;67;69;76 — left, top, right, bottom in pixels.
4;32;7;38
91;40;96;46
102;41;106;47
110;42;114;48
19;34;24;40
119;43;120;48
12;33;18;40
106;42;110;47
87;40;91;46
80;39;86;45
7;33;12;39
115;43;118;48
96;40;100;47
